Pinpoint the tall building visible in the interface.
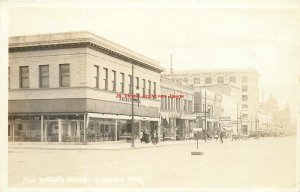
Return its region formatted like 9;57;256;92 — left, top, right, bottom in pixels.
8;31;164;143
162;67;259;134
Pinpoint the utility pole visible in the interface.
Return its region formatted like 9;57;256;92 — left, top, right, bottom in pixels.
170;54;173;75
204;90;207;142
236;103;239;134
131;63;135;148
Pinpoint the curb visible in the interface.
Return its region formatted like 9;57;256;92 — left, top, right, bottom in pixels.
8;141;196;151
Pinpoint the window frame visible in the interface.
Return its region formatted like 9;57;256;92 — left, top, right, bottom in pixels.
19;66;29;88
59;64;70;87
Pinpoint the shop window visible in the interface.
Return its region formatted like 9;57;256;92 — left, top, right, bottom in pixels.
17;124;23;131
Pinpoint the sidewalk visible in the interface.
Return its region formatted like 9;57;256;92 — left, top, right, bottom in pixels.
8;140;197;150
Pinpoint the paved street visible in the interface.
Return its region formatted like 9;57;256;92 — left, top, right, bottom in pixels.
8;137;297;189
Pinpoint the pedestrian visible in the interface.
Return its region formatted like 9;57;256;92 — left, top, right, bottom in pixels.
139;130;143;143
219;129;224;143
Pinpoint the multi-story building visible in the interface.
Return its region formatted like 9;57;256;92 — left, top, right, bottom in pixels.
8;31;164;143
160;78;195;140
162;67;259;134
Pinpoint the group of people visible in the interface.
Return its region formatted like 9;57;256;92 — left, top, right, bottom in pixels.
139;129;159;144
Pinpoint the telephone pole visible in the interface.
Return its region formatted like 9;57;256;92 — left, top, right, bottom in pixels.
131;63;135;148
204;90;207;142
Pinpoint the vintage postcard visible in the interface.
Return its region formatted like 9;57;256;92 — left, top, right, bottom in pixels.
0;0;299;192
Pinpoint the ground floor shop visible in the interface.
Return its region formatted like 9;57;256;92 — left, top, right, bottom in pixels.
160;113;196;141
8;113;158;143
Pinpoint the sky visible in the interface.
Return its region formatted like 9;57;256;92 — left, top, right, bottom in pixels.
8;4;300;119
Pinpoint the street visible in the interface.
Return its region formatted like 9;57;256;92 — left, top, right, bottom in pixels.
8;137;297;188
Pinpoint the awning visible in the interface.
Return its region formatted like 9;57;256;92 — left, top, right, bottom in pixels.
88;113;159;121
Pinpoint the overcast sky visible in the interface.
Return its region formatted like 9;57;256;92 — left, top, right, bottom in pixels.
9;4;299;118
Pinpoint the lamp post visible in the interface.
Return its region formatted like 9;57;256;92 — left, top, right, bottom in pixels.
131;62;135;148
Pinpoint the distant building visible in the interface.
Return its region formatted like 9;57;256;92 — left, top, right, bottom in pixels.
8;31;164;143
162;67;259;134
260;95;292;136
160;78;195;140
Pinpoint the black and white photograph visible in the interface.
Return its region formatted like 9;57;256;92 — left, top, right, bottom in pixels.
0;0;299;192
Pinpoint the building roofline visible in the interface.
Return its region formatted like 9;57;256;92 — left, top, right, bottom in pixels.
9;31;164;73
162;67;259;76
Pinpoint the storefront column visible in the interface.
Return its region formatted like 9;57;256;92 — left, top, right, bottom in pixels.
41;115;43;142
138;121;142;133
68;121;71;137
12;122;15;142
83;115;87;143
77;121;80;142
44;121;48;142
114;119;118;141
58;119;62;143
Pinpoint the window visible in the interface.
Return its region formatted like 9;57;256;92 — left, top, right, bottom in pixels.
194;104;199;112
242;76;248;82
20;66;29;88
194;78;200;84
242;95;248;101
242;114;248;119
148;80;151;95
242;104;248;109
8;125;10;136
8;67;10;89
39;65;49;88
205;77;212;84
103;68;108;90
242;85;248;92
229;76;236;83
59;64;70;87
112;70;116;91
153;82;156;96
93;65;99;88
135;77;139;90
217;77;224;84
142;79;146;96
120;73;125;93
128;75;132;93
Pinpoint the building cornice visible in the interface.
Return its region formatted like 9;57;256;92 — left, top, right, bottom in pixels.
9;32;164;73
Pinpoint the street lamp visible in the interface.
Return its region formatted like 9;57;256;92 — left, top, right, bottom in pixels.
131;61;135;148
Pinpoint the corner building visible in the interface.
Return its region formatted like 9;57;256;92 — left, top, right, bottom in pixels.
8;31;163;143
